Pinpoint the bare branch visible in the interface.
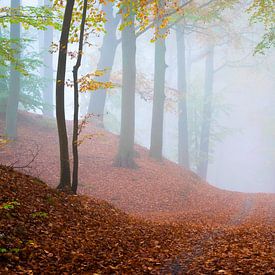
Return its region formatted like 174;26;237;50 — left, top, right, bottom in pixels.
8;142;40;170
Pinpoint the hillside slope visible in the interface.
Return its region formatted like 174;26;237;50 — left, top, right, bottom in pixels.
0;112;274;225
0;165;274;274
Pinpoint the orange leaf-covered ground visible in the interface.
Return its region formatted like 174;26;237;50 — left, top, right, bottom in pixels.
0;112;274;274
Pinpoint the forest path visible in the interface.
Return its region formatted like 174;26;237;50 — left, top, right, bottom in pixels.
160;198;255;274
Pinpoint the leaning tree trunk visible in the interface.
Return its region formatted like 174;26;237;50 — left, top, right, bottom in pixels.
72;0;88;194
87;3;120;125
149;1;167;160
56;0;75;192
176;24;189;168
114;11;136;168
197;45;214;180
5;0;21;139
42;0;54;117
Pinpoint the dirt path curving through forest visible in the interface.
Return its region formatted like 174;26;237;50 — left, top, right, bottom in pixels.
160;198;255;274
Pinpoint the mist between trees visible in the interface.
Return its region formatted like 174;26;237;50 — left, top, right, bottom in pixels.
1;0;274;193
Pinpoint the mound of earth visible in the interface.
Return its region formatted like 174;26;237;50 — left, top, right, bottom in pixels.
0;166;274;274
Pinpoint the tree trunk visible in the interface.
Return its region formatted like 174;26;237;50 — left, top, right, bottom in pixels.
72;0;87;194
176;24;189;168
87;3;119;126
149;1;167;160
114;11;136;168
5;0;21;139
0;28;8;113
197;45;215;180
42;0;54;117
56;0;75;192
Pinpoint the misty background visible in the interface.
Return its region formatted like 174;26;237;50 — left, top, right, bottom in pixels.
2;0;275;193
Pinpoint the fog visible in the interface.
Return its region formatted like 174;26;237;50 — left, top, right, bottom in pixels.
2;0;275;193
81;7;274;193
2;2;275;273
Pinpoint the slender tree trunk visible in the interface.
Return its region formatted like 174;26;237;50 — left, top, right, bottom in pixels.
5;0;21;139
88;3;119;125
150;1;167;160
42;0;54;117
176;24;189;168
72;0;87;194
56;0;75;192
114;11;136;168
197;45;215;180
0;28;8;113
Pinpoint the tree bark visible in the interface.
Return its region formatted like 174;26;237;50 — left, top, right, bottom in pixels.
56;0;75;192
5;0;21;139
87;3;119;126
197;45;215;180
42;0;54;117
72;0;88;194
149;0;167;160
176;24;189;168
114;10;136;168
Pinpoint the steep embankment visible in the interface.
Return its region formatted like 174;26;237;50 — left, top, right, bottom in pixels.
0;165;274;274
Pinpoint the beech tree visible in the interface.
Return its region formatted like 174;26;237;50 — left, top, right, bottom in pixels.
88;2;120;125
55;0;75;192
114;0;152;168
174;1;224;168
114;3;137;168
0;28;8;113
149;0;239;165
149;0;167;160
42;0;54;118
1;2;58;138
5;0;21;139
176;24;189;168
197;44;215;179
55;0;112;193
72;0;88;194
116;0;193;167
149;0;202;162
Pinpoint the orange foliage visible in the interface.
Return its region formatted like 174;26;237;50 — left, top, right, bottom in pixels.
0;112;274;273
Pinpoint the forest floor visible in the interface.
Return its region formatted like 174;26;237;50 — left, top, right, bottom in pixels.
0;112;274;274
